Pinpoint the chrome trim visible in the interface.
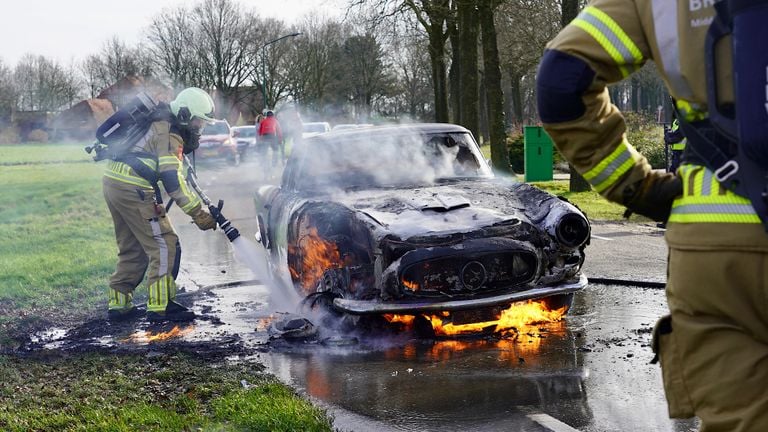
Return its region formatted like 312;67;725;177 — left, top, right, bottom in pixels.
333;273;588;315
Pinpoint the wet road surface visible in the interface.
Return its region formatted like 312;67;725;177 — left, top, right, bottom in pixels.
176;159;697;431
31;159;698;431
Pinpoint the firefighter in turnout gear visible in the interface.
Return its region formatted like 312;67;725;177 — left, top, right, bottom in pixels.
665;117;687;173
536;1;768;430
103;87;217;322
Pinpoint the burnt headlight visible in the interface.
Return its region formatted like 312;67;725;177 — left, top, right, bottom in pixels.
555;213;590;248
543;198;591;248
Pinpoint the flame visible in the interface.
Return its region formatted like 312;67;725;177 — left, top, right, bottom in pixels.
383;300;567;337
256;314;275;330
289;227;343;293
402;279;419;291
123;325;194;343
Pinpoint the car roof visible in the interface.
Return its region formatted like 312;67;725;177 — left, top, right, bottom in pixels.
232;125;255;129
307;123;470;141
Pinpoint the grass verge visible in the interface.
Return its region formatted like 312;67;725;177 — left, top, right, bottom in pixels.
0;143;334;431
0;352;333;431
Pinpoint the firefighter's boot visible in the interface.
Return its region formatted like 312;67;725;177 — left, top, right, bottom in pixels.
146;276;195;322
107;289;142;321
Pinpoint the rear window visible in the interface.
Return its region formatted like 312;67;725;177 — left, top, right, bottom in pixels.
303;123;329;133
234;127;256;137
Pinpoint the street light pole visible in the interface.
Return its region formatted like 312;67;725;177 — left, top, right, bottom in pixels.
261;32;301;111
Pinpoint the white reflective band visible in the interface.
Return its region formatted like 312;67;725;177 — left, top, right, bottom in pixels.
651;0;694;99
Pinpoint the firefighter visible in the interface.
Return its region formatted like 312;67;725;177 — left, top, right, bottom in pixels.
664;117;686;173
103;87;217;322
536;1;768;430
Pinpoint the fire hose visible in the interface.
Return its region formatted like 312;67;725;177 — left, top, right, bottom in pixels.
183;155;241;242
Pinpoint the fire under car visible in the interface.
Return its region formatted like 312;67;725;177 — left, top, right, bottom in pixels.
254;123;590;332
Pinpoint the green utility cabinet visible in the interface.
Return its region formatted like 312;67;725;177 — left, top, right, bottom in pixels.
523;126;554;182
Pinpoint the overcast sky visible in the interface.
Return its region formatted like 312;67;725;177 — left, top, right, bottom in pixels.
2;0;344;67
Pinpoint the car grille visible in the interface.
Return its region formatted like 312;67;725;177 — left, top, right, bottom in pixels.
399;251;537;297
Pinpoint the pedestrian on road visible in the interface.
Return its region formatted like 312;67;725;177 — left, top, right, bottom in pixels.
103;87;218;323
536;1;768;430
258;109;284;168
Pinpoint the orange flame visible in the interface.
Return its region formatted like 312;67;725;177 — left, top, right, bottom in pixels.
123;325;194;343
289;227;343;293
384;300;567;337
402;279;419;291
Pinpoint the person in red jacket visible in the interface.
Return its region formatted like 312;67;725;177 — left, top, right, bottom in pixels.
257;109;283;168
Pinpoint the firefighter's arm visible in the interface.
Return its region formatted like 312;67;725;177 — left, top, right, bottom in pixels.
158;132;203;215
537;0;680;220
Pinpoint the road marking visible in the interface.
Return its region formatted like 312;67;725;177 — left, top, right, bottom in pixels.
590;234;613;241
528;413;581;432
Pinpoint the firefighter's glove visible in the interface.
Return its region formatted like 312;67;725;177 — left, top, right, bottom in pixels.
622;172;682;222
191;207;216;231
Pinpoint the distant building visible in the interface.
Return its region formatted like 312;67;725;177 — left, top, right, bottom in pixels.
97;75;172;110
50;99;114;141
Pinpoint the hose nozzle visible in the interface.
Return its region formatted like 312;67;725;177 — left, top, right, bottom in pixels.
209;199;241;242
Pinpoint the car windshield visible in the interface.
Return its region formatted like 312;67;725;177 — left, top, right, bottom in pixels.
303;123;328;133
293;131;492;191
234;127;255;137
202;122;229;135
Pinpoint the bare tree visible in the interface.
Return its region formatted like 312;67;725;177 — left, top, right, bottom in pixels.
13;55;81;111
478;0;510;173
496;0;560;125
455;0;479;137
100;37;151;82
193;0;260;118
283;16;347;116
80;55;106;98
348;0;453;122
387;27;433;120
146;6;197;89
333;33;393;120
0;60;16;124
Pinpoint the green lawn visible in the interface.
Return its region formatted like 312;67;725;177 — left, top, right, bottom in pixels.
0;143;333;432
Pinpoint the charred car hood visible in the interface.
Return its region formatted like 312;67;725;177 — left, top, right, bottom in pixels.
326;179;555;239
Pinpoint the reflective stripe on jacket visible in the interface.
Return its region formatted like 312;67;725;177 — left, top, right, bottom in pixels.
540;0;755;226
103;121;201;214
669;164;760;224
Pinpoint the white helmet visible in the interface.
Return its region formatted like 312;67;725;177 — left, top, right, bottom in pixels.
170;87;216;125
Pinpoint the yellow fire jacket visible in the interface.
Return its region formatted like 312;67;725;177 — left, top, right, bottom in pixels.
103;121;202;215
537;0;768;250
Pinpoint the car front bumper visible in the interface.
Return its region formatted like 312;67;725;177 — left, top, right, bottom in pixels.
332;273;588;315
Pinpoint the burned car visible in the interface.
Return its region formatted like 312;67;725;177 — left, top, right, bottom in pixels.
254;123;590;325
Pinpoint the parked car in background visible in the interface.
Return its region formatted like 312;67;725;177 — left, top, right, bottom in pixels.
198;120;239;165
232;125;256;161
331;123;374;131
254;123;590;334
301;121;331;139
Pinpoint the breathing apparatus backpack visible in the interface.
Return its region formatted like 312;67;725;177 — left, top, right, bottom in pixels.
678;0;768;230
87;92;175;206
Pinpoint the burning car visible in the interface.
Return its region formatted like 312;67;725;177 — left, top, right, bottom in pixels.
254;123;590;331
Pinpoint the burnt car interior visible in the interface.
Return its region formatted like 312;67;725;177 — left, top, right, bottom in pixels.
288;131;492;192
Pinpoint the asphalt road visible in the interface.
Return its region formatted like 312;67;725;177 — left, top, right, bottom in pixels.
166;159;697;432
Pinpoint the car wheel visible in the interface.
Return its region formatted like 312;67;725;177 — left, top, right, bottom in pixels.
541;292;575;313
